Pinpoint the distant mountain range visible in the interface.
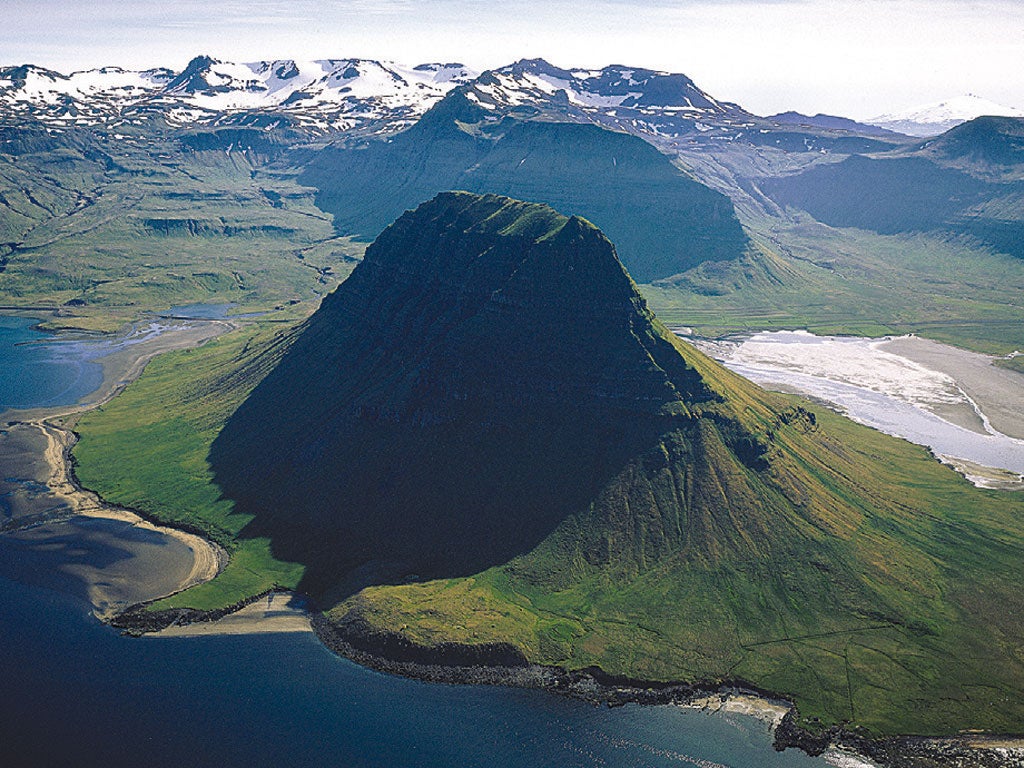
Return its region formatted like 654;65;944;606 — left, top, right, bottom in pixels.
0;57;476;136
867;94;1024;137
3;54;1020;144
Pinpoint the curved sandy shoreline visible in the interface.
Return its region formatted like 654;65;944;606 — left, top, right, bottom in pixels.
1;318;233;617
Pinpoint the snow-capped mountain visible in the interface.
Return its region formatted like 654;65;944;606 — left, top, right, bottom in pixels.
868;94;1024;137
0;56;476;135
454;58;754;144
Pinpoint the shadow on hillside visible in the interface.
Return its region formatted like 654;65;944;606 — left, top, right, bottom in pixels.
210;393;676;605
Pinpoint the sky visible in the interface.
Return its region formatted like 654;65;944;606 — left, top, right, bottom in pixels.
3;0;1023;119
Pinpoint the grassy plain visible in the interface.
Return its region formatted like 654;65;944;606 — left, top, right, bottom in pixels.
644;217;1024;354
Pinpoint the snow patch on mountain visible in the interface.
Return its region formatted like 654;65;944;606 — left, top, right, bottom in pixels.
0;57;476;135
868;94;1024;137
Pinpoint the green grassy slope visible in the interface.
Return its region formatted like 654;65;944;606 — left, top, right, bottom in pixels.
0;127;359;330
338;396;1024;737
73;311;307;609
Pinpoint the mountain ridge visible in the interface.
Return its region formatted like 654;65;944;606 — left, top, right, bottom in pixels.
196;191;1024;740
0;55;477;135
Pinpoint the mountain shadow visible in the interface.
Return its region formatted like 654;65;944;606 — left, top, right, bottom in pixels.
209;192;748;602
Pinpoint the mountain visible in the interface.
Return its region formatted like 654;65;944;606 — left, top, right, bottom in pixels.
761;116;1024;258
210;191;831;604
448;58;899;156
0;56;476;135
868;94;1024;137
768;111;901;137
203;191;1024;739
458;58;748;130
918;115;1024;170
300;92;750;282
210;191;731;597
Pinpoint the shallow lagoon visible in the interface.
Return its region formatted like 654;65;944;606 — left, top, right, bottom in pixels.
0;315;104;410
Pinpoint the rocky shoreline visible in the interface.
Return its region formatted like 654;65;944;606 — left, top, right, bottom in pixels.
311;611;1024;768
105;587;1024;768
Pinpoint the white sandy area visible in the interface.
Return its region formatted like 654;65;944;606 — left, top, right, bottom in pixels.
34;419;226;618
727;332;985;433
681;693;791;729
821;749;881;768
692;331;1024;487
880;335;1024;441
154;591;312;637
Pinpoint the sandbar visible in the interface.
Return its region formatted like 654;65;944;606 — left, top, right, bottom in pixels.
880;335;1024;441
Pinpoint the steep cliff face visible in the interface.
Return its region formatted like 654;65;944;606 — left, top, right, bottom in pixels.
210;192;787;600
208;192;1024;737
300;108;749;282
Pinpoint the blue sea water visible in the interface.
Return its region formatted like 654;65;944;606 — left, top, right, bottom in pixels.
0;565;829;768
0;316;833;768
0;315;104;410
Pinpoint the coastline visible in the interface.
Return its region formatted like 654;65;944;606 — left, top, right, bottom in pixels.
5;314;1023;766
106;590;1024;767
307;612;1024;768
0;317;233;616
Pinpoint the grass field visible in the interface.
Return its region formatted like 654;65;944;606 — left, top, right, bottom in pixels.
643;216;1024;354
73;311;308;609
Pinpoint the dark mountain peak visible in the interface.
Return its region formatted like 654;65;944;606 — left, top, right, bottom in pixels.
0;63;66;85
921;115;1024;167
164;54;222;93
365;192;640;310
413;62;468;72
500;57;572;79
210;191;735;598
769;110;902;137
410;85;493;131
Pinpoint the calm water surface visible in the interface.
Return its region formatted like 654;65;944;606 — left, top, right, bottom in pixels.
0;568;829;768
0;315;104;410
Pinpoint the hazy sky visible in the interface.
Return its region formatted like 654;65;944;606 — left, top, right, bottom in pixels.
4;0;1023;118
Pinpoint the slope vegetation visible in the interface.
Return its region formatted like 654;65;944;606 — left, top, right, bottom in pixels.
300;95;748;282
198;192;1024;738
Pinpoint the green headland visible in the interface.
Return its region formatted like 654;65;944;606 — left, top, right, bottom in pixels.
73;192;1024;740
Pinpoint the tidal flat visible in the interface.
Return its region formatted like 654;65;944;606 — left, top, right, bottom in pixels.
0;313;233;617
690;330;1024;489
